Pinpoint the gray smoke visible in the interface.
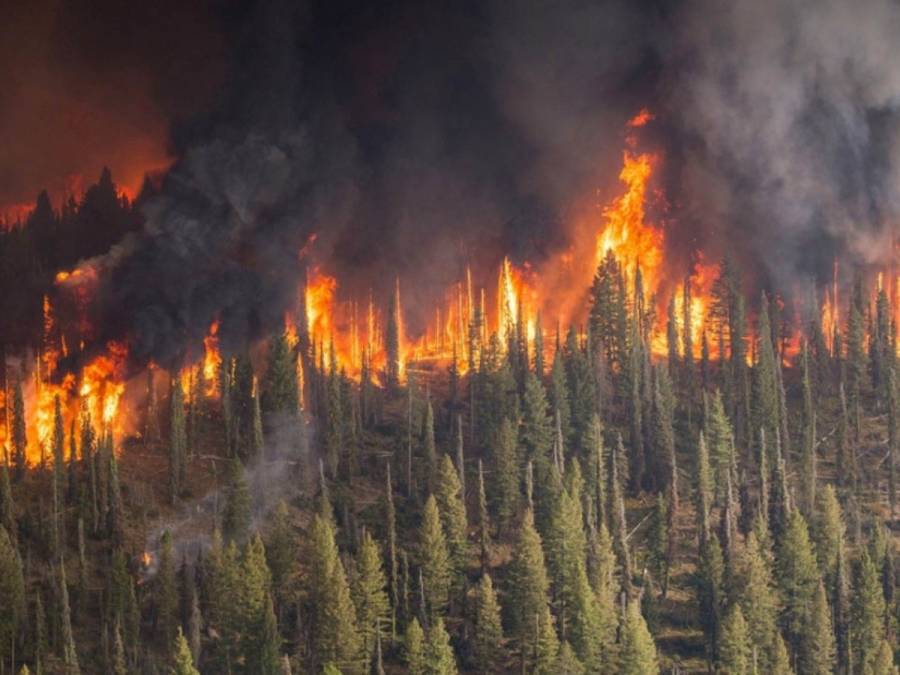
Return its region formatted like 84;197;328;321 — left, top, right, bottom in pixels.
666;0;900;286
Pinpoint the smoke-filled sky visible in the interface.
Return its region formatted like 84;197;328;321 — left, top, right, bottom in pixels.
10;0;899;364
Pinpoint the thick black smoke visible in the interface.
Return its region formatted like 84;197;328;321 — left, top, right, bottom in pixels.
84;0;899;366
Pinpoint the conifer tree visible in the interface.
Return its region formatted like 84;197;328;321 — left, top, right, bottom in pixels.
52;394;65;515
0;459;15;545
256;593;281;675
812;484;843;588
647;493;669;591
491;418;519;533
113;621;127;675
777;510;819;664
421;397;437;494
533;605;560;675
697;533;725;665
587;521;620;666
549;351;573;454
107;451;124;545
170;627;200;675
695;432;712;544
873;639;897;675
33;591;47;674
252;381;265;459
803;581;835;675
425;617;458;674
59;562;80;673
719;604;752;675
436;454;468;594
609;435;632;591
846;286;866;439
667;294;679;377
419;495;451;617
222;456;251;543
266;500;296;620
262;331;299;417
555;641;586;675
833;538;852;675
836;382;858;491
405;617;426;675
353;530;390;664
385;279;402;389
852;548;887;674
11;380;26;481
619;602;658;675
0;525;23;668
508;509;551;653
307;514;361;669
472;574;504;673
799;344;818;517
769;432;791;542
652;368;679;512
169;376;186;503
521;371;553;476
477;459;491;572
627;332;644;493
704;391;733;505
752;294;780;451
590;250;628;374
384;463;399;633
735;531;779;670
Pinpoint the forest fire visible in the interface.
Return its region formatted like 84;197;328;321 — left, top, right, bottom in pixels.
1;5;900;674
2;106;893;465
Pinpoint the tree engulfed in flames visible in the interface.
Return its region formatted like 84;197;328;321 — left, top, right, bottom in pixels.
4;109;897;470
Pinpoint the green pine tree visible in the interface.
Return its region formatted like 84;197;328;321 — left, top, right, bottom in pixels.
404;618;426;675
491;417;520;533
266;500;296;618
719;604;752;675
507;509;551;654
472;574;504;673
777;510;819;665
752;295;780;455
425;617;458;675
352;530;390;664
0;525;24;668
222;457;251;543
262;331;299;417
736;531;779;671
421;397;437;494
619;602;658;675
419;495;452;617
802;581;835;675
851;548;887;675
435;455;468;596
307;514;361;669
533;605;560;675
59;562;80;673
170;627;200;675
477;459;491;572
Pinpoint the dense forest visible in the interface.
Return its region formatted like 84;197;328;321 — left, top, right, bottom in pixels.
0;180;898;674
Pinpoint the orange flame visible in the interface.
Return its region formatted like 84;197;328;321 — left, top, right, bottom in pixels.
203;320;222;398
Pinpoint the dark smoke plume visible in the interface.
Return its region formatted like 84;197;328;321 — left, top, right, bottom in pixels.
65;0;900;366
